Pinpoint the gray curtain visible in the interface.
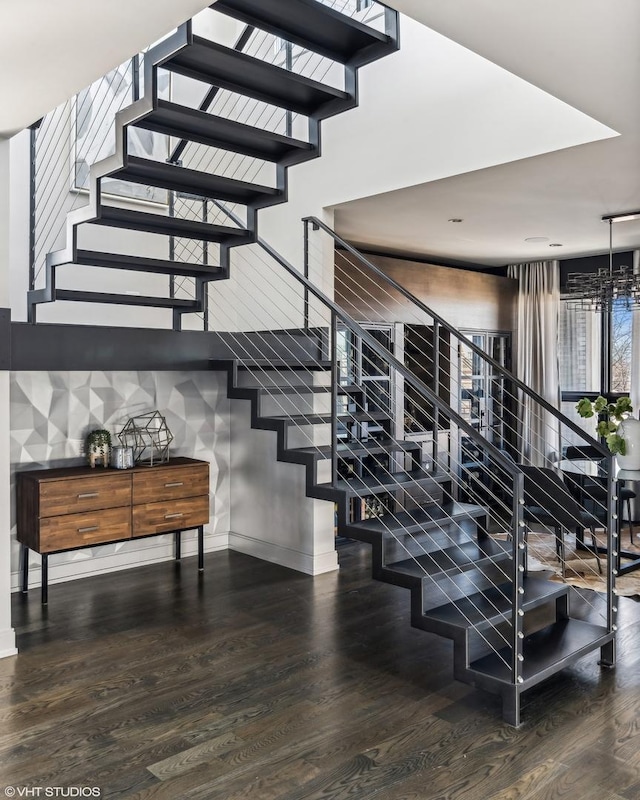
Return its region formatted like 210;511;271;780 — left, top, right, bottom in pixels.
507;261;561;466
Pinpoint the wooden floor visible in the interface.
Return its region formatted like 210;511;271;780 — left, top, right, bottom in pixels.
3;542;640;800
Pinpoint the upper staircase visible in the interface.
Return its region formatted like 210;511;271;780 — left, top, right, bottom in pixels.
27;0;617;727
28;0;398;326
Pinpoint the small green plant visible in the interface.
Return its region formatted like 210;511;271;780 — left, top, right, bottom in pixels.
576;396;634;455
85;428;112;467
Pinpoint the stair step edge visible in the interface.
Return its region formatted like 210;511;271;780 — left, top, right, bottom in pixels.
422;577;569;633
467;618;611;688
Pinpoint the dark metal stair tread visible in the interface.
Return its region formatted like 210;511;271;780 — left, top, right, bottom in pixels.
424;577;568;632
165;37;349;116
237;359;332;371
214;0;391;64
290;438;422;460
113;156;282;205
267;413;332;425
353;501;485;536
259;385;330;395
319;467;444;497
54;290;199;309
71;250;223;278
95;206;251;243
469;619;610;687
139;100;314;162
385;538;510;578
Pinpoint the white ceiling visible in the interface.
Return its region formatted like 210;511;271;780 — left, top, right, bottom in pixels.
335;0;640;266
1;0;638;266
0;0;212;138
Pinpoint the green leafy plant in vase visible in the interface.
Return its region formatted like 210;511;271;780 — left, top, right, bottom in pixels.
575;396;633;455
85;428;111;468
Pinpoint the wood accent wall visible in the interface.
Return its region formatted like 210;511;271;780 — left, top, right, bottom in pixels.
336;252;517;332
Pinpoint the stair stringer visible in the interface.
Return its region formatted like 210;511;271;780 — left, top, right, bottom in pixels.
30;3;400;326
212;359;499;670
213;356;617;727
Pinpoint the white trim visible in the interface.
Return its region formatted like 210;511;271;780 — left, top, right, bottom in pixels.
0;629;18;659
228;531;339;576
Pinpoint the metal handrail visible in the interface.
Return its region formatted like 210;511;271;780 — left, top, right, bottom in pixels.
303;215;611;461
213;201;520;477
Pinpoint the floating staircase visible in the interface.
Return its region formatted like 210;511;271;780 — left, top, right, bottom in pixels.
212;349;614;727
28;0;398;325
29;0;616;727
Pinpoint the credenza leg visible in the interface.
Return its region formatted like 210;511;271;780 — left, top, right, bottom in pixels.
21;545;29;594
198;526;204;572
174;531;182;562
41;554;48;605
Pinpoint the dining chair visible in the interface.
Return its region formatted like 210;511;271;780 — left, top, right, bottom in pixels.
564;445;635;544
521;466;602;576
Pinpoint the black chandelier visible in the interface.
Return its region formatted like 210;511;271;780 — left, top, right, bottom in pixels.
566;211;640;312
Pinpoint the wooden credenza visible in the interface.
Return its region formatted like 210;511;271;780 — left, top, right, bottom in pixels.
16;457;210;603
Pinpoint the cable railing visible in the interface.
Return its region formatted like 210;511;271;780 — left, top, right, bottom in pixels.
179;192;529;675
31;53;150;290
304;218;616;622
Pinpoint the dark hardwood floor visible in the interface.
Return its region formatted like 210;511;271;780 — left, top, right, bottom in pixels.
3;542;640;799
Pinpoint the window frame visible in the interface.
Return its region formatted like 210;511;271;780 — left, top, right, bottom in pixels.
559;297;631;404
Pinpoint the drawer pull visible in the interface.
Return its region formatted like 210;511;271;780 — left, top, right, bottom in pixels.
164;512;184;520
78;492;99;499
164;482;184;488
78;525;99;534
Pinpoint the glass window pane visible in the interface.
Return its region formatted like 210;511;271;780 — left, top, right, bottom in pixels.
558;300;601;392
611;297;632;393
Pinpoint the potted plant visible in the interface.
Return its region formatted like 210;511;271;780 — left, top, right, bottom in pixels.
576;396;640;468
85;428;111;468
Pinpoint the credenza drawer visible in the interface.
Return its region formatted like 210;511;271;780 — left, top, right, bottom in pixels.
132;464;209;504
39;506;132;552
133;494;209;536
39;473;131;517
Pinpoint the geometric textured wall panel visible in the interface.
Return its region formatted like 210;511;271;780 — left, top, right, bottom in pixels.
10;370;231;590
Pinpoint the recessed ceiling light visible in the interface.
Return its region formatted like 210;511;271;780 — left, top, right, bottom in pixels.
448;218;463;223
549;243;563;247
524;236;549;243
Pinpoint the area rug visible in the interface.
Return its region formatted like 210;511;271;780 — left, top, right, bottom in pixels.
523;528;640;598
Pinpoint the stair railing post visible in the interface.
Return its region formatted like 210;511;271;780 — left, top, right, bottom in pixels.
28;120;42;293
168;190;176;301
331;309;339;488
285;40;293;138
512;470;525;690
202;198;209;331
601;463;617;666
432;321;440;472
303;218;311;331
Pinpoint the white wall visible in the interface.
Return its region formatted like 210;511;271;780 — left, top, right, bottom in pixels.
9;370;230;593
0;140;18;658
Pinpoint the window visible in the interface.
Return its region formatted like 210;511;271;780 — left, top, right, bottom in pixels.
559;297;635;442
357;0;374;10
611;297;632;393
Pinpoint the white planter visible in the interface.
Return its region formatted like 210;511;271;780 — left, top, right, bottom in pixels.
616;418;640;470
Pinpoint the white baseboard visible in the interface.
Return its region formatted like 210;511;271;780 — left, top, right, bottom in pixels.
228;531;339;575
0;628;17;659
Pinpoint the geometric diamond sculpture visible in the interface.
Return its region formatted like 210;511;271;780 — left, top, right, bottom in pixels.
118;410;173;466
